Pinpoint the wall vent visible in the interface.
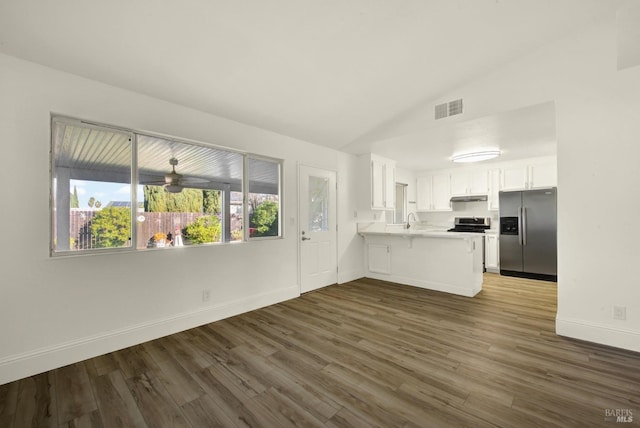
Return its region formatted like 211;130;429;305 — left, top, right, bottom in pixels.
435;98;464;119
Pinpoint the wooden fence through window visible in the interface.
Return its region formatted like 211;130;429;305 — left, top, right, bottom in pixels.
70;210;207;249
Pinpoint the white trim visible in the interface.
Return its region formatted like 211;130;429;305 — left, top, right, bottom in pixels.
0;285;299;385
338;270;364;285
556;317;640;353
365;273;481;297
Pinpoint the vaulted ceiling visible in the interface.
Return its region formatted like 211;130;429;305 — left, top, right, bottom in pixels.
0;0;628;169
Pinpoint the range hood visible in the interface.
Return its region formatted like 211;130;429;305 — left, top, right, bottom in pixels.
450;195;488;203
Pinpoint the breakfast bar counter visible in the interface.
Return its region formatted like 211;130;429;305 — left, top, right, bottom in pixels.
358;223;484;297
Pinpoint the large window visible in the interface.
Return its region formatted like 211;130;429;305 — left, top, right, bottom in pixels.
51;117;282;255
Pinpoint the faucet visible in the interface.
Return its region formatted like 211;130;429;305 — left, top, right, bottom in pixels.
406;212;418;229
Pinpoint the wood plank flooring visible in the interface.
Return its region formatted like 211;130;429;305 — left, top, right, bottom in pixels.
1;274;639;427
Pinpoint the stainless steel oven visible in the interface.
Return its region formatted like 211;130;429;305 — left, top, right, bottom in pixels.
448;217;491;272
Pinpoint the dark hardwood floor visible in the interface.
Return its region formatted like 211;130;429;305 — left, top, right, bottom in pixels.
1;274;639;427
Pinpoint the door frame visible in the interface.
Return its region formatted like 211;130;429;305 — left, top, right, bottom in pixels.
297;163;339;293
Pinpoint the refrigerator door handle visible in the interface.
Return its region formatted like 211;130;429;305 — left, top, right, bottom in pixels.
518;207;523;246
522;207;527;245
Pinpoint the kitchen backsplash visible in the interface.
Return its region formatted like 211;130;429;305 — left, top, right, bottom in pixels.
414;201;500;230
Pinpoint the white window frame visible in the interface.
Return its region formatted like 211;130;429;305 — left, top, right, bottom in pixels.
50;115;284;257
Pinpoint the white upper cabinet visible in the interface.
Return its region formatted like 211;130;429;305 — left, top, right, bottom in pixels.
487;169;501;211
384;160;396;209
501;165;529;191
528;161;557;189
371;160;385;209
450;171;489;196
416;177;432;211
417;173;452;211
360;154;396;210
501;158;557;191
416;156;556;212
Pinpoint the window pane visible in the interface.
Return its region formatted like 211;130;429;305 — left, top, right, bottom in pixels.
395;183;407;224
248;158;281;238
52;120;132;253
136;135;243;247
308;176;329;232
230;191;244;241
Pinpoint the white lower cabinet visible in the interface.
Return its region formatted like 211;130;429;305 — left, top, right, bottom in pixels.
485;233;499;272
362;233;484;297
368;244;391;274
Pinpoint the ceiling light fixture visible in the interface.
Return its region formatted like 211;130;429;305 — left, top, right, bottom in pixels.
164;184;183;193
451;149;501;163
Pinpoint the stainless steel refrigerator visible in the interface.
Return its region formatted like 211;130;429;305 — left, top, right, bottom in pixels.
499;188;557;281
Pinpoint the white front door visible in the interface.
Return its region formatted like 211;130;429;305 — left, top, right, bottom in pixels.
299;165;337;293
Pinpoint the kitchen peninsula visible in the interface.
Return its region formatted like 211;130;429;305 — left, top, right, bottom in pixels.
358;223;484;297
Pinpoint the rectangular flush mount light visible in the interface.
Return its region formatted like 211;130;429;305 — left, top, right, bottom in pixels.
451;150;501;163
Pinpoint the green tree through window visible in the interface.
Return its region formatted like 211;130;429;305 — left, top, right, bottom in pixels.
90;207;131;248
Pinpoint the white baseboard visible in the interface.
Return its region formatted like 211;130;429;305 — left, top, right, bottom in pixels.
0;285;299;385
556;317;640;353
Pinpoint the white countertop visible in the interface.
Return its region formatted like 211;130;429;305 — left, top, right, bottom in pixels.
357;223;484;239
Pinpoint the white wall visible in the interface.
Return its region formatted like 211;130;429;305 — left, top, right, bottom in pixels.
337;154;366;283
376;14;640;351
0;53;363;384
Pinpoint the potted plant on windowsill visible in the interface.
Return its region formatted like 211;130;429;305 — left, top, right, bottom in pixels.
151;232;171;248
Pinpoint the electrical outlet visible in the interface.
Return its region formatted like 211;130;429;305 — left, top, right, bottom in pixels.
613;305;627;320
202;289;211;302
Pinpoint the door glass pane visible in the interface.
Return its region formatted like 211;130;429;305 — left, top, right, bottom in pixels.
309;176;329;232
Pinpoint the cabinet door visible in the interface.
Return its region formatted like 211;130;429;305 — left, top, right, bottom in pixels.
501;166;528;191
431;173;452;211
383;163;396;209
371;160;385;209
450;172;469;196
529;162;557;189
485;235;499;270
488;169;501;211
469;171;489;195
416;177;433;211
368;244;391;274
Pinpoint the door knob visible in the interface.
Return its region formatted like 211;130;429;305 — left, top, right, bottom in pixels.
301;236;311;241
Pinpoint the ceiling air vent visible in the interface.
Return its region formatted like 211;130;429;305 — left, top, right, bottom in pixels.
435;103;449;120
435;98;464;120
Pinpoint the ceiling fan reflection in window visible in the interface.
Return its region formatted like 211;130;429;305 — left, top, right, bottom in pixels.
144;157;209;193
